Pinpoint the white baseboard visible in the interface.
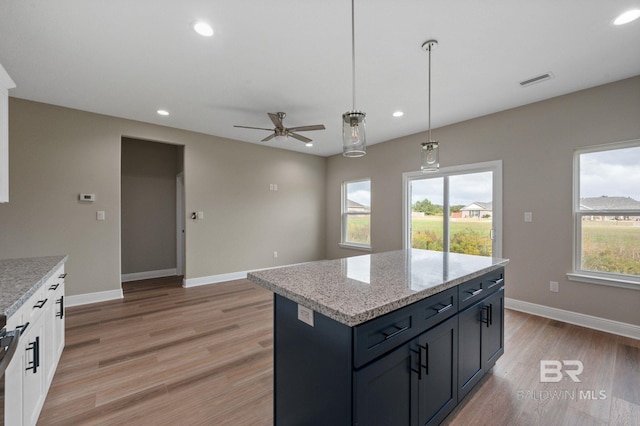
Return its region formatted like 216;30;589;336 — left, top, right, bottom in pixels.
66;289;123;307
183;271;248;288
505;297;640;340
121;268;177;283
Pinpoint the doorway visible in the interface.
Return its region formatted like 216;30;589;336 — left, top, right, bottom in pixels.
403;161;502;257
121;137;185;283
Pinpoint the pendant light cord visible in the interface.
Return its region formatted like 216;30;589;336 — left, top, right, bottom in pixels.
351;0;356;111
428;45;432;142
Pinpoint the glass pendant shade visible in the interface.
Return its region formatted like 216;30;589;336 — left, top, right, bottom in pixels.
420;141;439;172
342;111;366;157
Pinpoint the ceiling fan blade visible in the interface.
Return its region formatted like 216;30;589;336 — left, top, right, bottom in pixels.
288;132;312;143
287;124;326;132
261;134;276;142
234;125;274;131
268;112;284;129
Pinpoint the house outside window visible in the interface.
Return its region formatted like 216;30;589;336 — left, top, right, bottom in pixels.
569;140;640;289
340;179;371;250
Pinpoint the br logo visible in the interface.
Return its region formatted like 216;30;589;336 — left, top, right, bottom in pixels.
540;360;584;383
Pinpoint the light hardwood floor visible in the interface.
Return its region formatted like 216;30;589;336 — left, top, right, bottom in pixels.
38;277;639;425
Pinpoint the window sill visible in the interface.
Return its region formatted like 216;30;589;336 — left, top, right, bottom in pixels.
338;242;372;252
567;272;640;291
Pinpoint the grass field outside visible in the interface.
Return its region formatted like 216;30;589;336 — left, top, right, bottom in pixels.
581;219;640;275
348;214;640;277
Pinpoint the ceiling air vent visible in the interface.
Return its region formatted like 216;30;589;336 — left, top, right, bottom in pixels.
519;72;553;87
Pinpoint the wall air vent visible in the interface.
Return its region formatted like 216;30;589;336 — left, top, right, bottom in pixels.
519;72;554;87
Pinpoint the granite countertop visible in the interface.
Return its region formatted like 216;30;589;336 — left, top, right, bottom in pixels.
248;249;509;327
0;255;68;321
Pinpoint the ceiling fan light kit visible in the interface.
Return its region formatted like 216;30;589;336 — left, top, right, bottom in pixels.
342;0;367;158
420;39;440;172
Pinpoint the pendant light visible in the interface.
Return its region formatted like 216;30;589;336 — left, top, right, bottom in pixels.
342;0;366;157
420;39;439;172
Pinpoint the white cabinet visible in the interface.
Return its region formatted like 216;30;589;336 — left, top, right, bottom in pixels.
4;265;65;426
0;63;15;203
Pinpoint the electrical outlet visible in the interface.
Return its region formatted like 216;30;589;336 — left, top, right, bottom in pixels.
273;251;278;259
524;212;533;222
550;281;559;292
297;304;314;327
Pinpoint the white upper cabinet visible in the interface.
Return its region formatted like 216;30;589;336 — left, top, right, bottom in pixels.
0;63;16;203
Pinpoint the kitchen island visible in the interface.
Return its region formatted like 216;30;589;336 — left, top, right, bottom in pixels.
248;249;508;426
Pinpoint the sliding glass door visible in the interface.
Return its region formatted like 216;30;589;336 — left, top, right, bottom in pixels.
403;161;502;257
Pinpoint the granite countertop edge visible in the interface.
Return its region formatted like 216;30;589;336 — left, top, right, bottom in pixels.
248;260;508;327
1;255;68;320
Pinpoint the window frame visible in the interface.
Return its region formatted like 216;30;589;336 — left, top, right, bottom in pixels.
568;139;640;290
339;178;372;251
402;160;503;258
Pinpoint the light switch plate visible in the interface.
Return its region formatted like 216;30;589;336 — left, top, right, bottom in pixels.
97;211;105;221
524;212;533;222
297;304;314;327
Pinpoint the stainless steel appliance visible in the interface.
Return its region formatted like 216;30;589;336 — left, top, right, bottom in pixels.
0;315;21;425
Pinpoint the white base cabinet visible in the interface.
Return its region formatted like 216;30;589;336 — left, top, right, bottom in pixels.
4;266;66;426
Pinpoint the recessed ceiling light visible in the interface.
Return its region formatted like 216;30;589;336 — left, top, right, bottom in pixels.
613;9;640;25
193;21;214;37
305;142;313;147
392;111;404;117
157;109;170;116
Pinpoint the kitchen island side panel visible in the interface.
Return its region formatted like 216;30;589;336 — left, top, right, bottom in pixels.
274;294;353;426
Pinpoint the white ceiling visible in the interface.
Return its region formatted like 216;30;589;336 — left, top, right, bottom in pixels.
1;1;639;157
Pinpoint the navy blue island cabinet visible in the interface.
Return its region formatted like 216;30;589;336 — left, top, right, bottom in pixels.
248;250;507;426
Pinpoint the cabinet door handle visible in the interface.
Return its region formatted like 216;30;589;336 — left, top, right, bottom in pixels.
481;305;491;327
383;324;409;340
410;346;424;380
33;298;48;309
49;283;60;291
434;303;453;314
467;288;483;296
58;273;67;279
488;303;493;326
56;296;64;319
25;336;40;374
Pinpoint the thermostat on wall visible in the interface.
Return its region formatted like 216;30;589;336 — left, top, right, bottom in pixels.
79;193;96;202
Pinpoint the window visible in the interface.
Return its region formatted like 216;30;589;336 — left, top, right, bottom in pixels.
570;140;640;288
403;161;502;258
341;179;371;250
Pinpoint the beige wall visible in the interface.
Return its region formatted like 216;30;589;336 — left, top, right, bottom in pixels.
121;137;179;275
0;98;326;296
326;76;640;326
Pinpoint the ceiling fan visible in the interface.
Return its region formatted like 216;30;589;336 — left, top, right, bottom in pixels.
234;112;325;144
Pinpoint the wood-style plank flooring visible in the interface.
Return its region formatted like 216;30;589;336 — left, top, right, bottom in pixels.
38;276;639;425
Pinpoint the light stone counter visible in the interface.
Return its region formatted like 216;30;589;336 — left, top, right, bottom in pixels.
248;249;508;326
0;255;68;320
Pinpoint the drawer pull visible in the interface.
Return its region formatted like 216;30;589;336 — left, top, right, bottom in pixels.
59;273;67;279
34;298;48;309
467;288;483;296
15;322;30;335
489;278;504;286
49;283;60;291
382;325;409;340
434;303;453;314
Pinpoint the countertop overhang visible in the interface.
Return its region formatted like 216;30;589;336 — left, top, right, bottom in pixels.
0;255;68;321
248;249;509;326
